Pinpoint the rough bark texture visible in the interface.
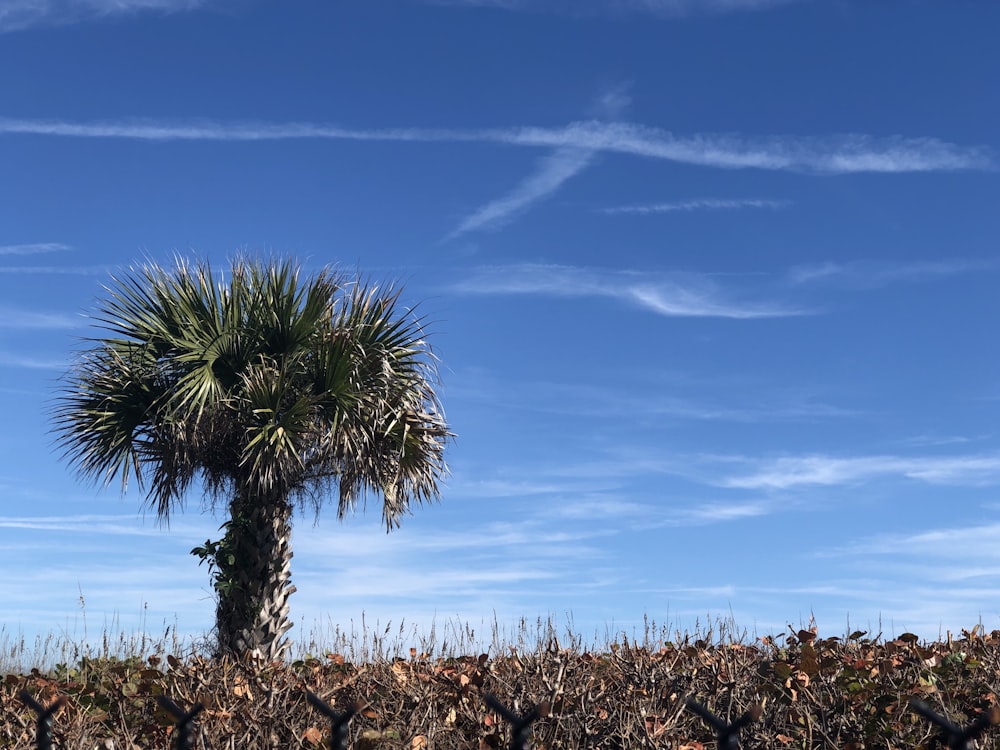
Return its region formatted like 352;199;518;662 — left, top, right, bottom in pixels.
215;495;297;661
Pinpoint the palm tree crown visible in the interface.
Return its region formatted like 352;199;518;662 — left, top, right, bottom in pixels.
54;255;450;657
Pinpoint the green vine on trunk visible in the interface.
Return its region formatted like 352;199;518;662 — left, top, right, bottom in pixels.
190;510;257;621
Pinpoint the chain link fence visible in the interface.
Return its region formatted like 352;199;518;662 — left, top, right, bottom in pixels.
19;687;999;750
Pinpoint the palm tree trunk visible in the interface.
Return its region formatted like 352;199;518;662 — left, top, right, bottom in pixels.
214;494;297;660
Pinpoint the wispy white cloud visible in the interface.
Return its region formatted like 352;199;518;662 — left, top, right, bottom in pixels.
824;522;1000;562
426;0;803;17
811;522;1000;636
296;520;614;568
446;476;597;499
0;352;68;369
0;307;81;328
0;514;163;535
450;368;859;423
0;265;109;275
0;117;989;174
0;0;205;32
446;86;630;239
788;258;1000;287
445;147;595;240
539;497;650;521
654;499;774;526
457;381;856;422
539;496;777;530
900;434;984;448
452;263;803;319
551;125;990;173
0;242;71;256
589;82;633;119
296;562;561;601
82;0;203;9
602;198;790;215
425;0;522;8
720;453;1000;490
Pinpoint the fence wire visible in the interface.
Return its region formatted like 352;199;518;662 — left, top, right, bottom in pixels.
17;686;999;750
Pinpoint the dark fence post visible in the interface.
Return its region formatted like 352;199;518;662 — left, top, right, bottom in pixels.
18;691;66;750
910;700;1000;750
306;691;360;750
156;695;205;750
484;694;549;750
686;699;761;750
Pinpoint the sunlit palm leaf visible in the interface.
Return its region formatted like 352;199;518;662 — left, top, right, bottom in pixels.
54;254;450;526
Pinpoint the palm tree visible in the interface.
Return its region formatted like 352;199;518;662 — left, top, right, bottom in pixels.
54;255;450;660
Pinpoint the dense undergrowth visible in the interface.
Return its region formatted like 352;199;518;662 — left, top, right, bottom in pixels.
4;622;1000;749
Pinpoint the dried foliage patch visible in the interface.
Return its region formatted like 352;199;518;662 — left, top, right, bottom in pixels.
4;625;1000;749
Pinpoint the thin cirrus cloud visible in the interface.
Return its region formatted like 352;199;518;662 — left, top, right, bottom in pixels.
451;263;803;319
426;0;804;17
824;522;1000;561
788;258;1000;287
0;242;71;255
445;147;595;240
602;198;791;215
445;87;628;240
718;453;1000;490
0;265;110;275
0;352;68;370
648;499;775;527
0;0;205;32
450;370;857;422
0;307;81;329
0;117;990;175
0;514;166;536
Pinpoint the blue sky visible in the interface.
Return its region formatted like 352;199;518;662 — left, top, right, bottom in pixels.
2;0;1000;653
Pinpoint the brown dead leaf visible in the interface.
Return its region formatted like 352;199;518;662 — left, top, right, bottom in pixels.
912;680;937;696
195;693;216;710
645;716;669;739
783;680;799;702
391;661;411;686
799;643;819;676
232;675;252;700
302;727;322;745
776;734;795;745
411;735;428;749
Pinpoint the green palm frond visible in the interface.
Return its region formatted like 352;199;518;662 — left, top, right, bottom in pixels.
53;254;450;526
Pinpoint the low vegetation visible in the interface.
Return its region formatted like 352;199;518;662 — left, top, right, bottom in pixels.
3;619;1000;749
